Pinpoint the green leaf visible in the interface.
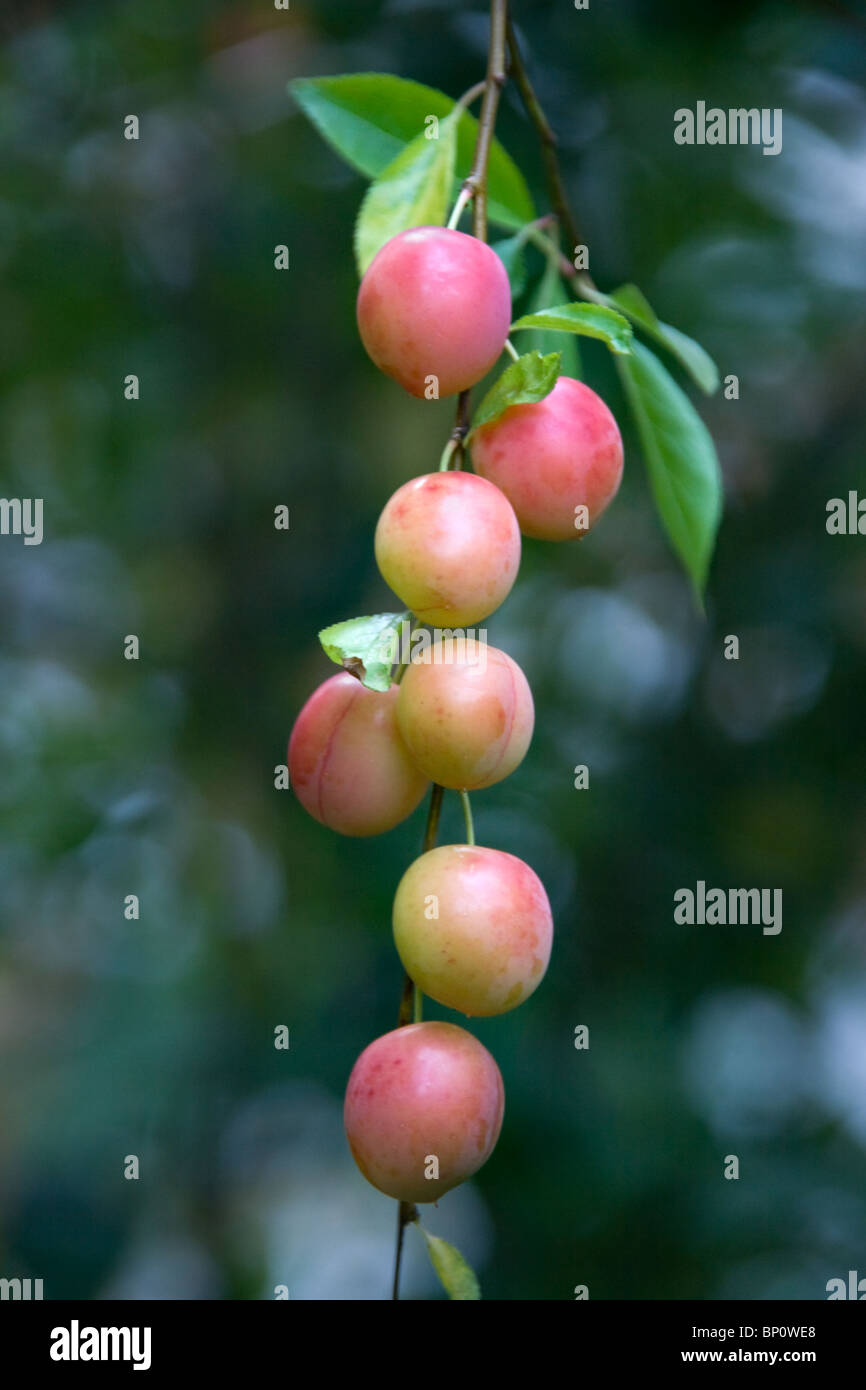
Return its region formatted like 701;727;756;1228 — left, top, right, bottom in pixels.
354;111;458;275
522;253;582;380
511;302;633;355
607;284;719;395
617;341;722;598
491;233;529;300
415;1224;481;1300
470;350;561;434
318;611;409;692
289;73;535;229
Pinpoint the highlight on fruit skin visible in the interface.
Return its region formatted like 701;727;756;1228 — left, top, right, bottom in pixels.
356;226;512;398
344;1020;505;1203
472;375;624;541
288;671;429;836
396;638;534;791
375;470;521;627
393;844;553;1017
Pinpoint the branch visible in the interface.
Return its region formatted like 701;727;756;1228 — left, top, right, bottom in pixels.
391;1200;419;1300
392;3;508;1302
460;0;508;241
506;18;597;298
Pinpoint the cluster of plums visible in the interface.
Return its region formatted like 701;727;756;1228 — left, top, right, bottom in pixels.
289;226;624;1205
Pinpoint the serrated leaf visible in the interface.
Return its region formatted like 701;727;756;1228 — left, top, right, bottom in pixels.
318;611;409;691
415;1224;481;1300
617;341;722;599
607;284;719;395
522;253;582;380
491;233;528;299
289;73;535;229
354;111;457;275
470;350;561;434
511;302;633;355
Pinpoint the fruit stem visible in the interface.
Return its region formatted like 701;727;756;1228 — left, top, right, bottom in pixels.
460;789;476;846
446;186;473;231
438;437;458;471
456;79;488;113
504;338;520;361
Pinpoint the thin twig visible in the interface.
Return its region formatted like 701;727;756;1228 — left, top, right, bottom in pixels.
396;970;415;1027
422;782;444;851
460;0;508;241
392;781;443;1299
506;18;584;256
451;390;471;468
391;1201;419;1299
506;19;598;300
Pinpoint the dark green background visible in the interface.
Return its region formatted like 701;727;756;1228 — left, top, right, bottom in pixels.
1;0;864;1299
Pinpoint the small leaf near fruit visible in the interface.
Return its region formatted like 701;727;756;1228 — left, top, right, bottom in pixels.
470;350;561;435
318;611;410;691
414;1223;481;1300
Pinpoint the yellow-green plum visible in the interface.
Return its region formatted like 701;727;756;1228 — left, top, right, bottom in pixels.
356;227;511;398
471;376;624;540
375;472;521;626
396;639;533;790
344;1021;504;1203
393;844;553;1016
288;672;429;836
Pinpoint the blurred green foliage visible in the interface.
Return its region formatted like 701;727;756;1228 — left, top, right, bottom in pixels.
1;0;865;1300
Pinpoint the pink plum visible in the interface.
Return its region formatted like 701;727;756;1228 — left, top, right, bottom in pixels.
471;375;624;540
393;844;553;1016
356;227;511;399
344;1021;504;1203
375;471;521;626
288;672;429;836
396;639;533;790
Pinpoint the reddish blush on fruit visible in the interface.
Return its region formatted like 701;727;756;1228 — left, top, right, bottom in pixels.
393;844;553;1016
344;1021;504;1202
472;376;623;540
396;639;533;790
357;227;511;398
375;471;521;626
289;672;428;836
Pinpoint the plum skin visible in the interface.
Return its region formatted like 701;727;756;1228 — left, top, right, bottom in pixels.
396;639;534;790
375;471;521;627
344;1021;505;1203
393;844;553;1017
288;672;429;836
356;227;512;399
471;375;624;541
